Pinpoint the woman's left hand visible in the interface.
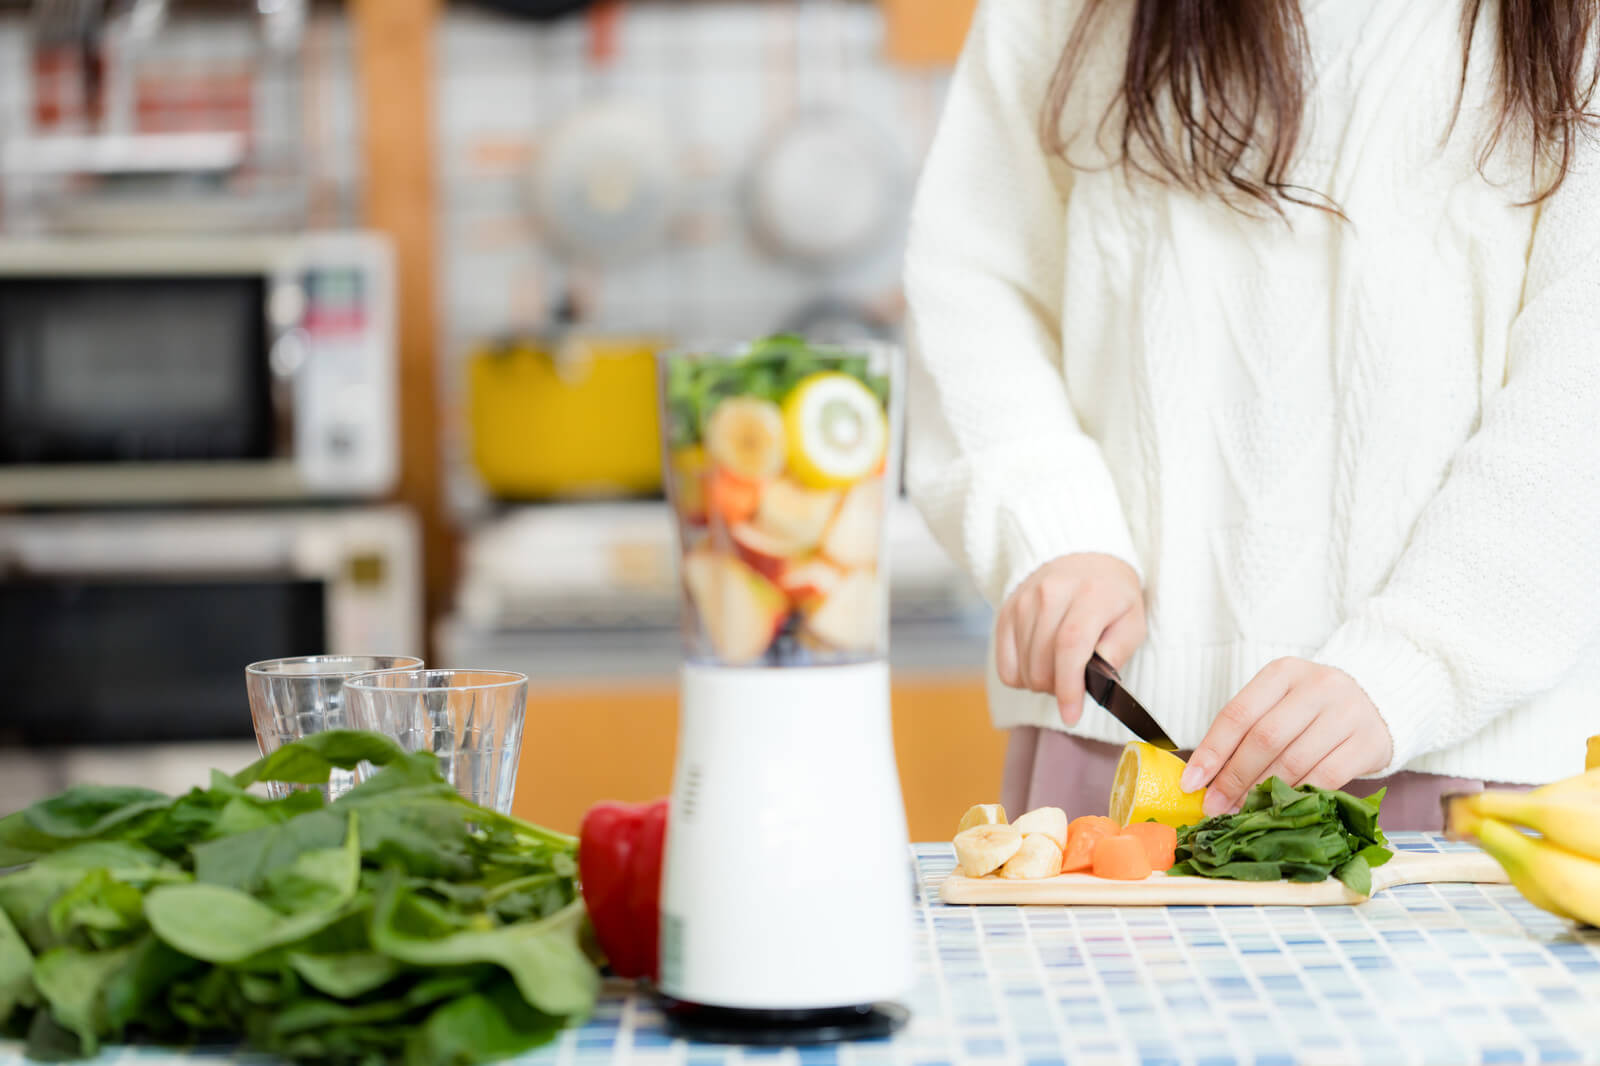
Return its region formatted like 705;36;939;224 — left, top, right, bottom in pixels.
1180;658;1394;816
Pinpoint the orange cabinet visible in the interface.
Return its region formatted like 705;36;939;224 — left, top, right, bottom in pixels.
510;673;1005;843
881;0;979;67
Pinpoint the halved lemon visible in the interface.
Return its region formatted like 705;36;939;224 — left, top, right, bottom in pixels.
1109;741;1207;828
781;372;888;489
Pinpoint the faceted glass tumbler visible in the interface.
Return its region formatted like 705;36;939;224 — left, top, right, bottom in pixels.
342;668;528;814
244;654;424;799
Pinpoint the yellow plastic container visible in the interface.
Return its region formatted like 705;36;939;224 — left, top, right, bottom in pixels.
467;335;665;499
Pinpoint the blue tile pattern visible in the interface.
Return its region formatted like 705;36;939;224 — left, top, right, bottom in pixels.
2;835;1597;1065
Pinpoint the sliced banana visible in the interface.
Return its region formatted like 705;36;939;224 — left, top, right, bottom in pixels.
999;834;1064;880
956;803;1007;835
953;823;1023;878
1010;806;1068;850
705;397;786;482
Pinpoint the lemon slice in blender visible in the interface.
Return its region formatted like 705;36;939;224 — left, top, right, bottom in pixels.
781;372;888;489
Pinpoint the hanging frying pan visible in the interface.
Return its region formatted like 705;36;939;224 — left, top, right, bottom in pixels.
525;0;678;267
747;106;902;270
745;0;904;271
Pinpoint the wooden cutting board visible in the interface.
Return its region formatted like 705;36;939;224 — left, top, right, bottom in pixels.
940;849;1508;906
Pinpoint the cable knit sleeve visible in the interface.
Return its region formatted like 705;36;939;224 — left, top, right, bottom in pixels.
902;0;1141;608
1314;141;1600;775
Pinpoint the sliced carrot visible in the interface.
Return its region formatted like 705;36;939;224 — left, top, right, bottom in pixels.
1119;822;1177;872
1060;815;1119;873
1091;834;1153;881
706;468;761;525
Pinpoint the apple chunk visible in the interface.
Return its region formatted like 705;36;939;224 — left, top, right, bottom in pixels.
730;521;809;581
776;557;843;610
683;549;788;665
754;478;841;551
802;568;884;653
821;478;884;570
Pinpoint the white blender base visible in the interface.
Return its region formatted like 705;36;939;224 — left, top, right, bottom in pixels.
659;662;915;1012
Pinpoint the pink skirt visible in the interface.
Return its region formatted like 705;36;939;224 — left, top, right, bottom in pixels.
1002;727;1517;832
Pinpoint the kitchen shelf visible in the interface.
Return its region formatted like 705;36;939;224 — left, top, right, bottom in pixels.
1;133;246;176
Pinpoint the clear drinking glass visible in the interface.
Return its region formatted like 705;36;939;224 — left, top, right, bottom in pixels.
657;336;904;667
342;669;528;814
245;654;424;799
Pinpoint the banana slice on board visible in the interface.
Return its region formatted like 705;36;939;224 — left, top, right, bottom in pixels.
953;824;1023;878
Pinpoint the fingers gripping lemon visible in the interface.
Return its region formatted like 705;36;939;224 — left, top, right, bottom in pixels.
782;372;888;489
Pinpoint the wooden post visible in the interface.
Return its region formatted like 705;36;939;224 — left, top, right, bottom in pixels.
351;0;453;648
881;0;978;67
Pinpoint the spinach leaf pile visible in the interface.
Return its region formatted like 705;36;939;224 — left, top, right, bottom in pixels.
1171;777;1394;895
663;334;890;448
0;731;596;1065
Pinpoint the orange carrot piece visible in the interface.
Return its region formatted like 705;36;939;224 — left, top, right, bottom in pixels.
1091;834;1154;881
1119;822;1177;872
706;469;761;525
1061;815;1119;872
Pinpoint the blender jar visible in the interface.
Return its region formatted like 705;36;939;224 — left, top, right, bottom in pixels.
658;336;903;668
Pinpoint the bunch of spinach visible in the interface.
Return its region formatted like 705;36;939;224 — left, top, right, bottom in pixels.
663;334;891;449
1170;777;1393;896
0;731;597;1065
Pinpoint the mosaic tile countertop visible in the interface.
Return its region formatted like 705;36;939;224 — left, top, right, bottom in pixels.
4;834;1598;1066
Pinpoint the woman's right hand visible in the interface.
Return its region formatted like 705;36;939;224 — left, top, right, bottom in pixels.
995;553;1147;726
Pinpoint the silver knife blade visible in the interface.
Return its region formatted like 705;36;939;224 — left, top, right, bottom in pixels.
1084;652;1178;751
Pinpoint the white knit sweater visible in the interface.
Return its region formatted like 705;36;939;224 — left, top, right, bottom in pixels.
904;0;1600;785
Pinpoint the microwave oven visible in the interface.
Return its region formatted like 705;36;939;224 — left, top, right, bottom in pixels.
0;505;421;747
0;232;396;505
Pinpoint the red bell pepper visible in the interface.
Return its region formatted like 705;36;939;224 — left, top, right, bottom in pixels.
578;798;668;982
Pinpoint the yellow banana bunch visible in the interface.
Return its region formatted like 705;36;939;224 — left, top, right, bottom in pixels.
1448;803;1599;924
1444;737;1600;926
1531;767;1600;800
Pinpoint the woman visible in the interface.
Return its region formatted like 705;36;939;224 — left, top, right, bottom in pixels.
905;0;1599;829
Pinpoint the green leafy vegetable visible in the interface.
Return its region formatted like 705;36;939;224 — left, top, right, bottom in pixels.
0;730;593;1064
1171;777;1393;895
370;874;597;1018
46;870;146;950
32;944;137;1055
662;334;891;449
287;952;405;1000
0;907;35;1026
233;730;422;790
403;978;564;1066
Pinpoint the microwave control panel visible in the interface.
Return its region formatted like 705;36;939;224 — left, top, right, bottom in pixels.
280;233;398;497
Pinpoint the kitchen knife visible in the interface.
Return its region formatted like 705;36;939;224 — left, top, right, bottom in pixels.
1084;652;1178;751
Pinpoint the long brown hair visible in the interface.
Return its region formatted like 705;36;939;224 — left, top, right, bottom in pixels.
1044;0;1600;213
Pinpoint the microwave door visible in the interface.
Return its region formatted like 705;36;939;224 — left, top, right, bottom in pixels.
0;275;273;465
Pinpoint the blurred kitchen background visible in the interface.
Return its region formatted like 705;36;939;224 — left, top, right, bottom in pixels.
0;0;1006;839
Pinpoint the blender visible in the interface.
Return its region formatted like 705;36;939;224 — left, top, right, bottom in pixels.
656;336;914;1043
